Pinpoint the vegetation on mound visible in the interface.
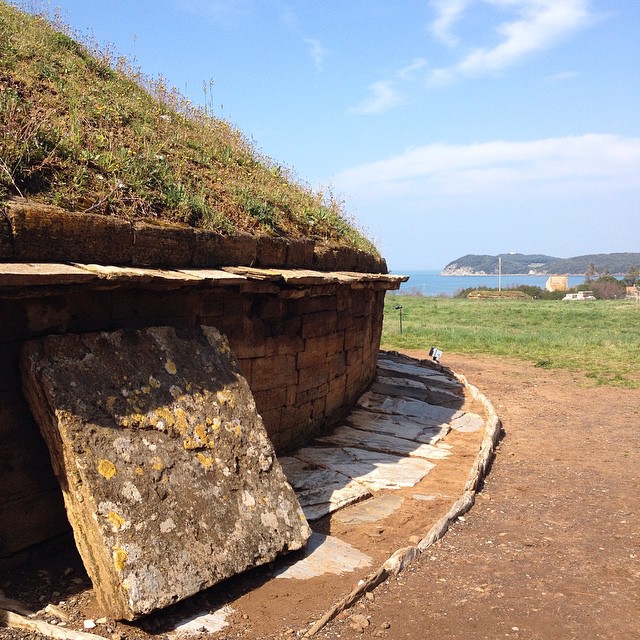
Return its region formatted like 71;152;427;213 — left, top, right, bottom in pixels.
382;296;640;388
0;2;377;253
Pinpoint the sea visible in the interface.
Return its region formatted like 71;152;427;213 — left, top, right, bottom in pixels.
393;270;586;297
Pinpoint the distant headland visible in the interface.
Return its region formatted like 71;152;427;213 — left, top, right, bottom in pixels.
441;253;640;276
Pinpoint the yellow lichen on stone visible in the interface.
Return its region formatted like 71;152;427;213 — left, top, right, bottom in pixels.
216;389;236;408
175;409;187;435
197;453;215;468
148;375;161;389
165;359;177;375
150;456;164;471
113;547;127;573
154;407;175;429
108;511;126;532
194;423;210;446
182;436;197;450
135;466;143;476
98;459;117;480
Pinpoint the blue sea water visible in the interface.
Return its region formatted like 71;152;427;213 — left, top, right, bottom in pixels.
393;270;585;297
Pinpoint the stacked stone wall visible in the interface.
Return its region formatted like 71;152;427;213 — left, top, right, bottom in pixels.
0;276;386;563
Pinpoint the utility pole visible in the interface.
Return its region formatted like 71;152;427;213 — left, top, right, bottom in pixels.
498;256;502;292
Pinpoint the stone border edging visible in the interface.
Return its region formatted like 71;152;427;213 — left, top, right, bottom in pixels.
304;362;503;637
0;199;388;274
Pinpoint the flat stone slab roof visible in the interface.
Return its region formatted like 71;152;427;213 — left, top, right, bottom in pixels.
0;262;407;292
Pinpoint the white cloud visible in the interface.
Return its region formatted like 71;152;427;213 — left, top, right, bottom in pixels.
432;0;591;80
350;80;405;115
305;38;329;72
353;0;591;114
334;134;640;200
429;0;472;46
335;134;640;269
176;0;255;22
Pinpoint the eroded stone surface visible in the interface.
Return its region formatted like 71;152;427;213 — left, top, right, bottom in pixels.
274;532;372;580
294;447;435;491
20;326;310;620
317;425;452;460
279;457;371;521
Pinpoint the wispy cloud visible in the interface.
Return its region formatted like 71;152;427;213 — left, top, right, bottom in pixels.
334;134;640;268
430;0;591;81
429;0;472;46
334;134;640;199
305;38;329;72
175;0;256;23
352;1;592;113
350;80;405;115
546;70;579;82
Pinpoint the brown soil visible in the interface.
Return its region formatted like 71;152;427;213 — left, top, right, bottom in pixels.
2;351;638;639
312;351;640;640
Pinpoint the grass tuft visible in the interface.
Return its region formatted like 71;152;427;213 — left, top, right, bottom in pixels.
382;296;640;388
0;1;378;254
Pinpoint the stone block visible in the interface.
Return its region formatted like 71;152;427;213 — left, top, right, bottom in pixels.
20;326;310;620
249;354;298;391
285;239;314;268
192;230;257;267
256;236;288;267
298;365;329;393
6;200;134;265
301;310;337;339
0;490;69;556
132;221;195;267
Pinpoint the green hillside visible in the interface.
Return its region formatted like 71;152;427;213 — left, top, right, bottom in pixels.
442;252;640;275
0;2;376;253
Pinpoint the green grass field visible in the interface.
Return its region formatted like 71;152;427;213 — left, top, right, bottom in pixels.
381;295;640;388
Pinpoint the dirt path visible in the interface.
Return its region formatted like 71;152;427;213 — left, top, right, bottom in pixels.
313;351;639;640
2;352;638;639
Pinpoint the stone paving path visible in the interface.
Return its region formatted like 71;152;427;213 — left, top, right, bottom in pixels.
169;352;489;637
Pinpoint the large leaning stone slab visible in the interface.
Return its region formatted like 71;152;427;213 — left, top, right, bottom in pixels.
20;326;310;620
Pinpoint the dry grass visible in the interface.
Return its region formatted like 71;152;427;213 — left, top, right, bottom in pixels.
0;1;377;252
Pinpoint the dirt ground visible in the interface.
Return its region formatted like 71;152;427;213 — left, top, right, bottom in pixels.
2;351;638;639
312;351;640;640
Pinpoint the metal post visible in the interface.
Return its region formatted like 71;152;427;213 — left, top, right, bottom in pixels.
394;305;403;335
498;256;502;292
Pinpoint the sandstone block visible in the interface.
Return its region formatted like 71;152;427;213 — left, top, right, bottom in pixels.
132;221;195;267
6;200;134;264
192;229;257;267
20;326;310;620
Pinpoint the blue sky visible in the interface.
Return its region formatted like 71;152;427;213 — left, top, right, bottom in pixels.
36;0;639;270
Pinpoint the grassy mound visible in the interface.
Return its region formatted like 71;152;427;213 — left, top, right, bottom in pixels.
0;2;376;253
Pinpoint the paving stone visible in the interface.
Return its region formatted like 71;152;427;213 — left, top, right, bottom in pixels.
20;326;311;620
377;358;462;388
358;391;463;423
450;412;485;432
274;532;372;580
317;425;452;460
170;606;234;638
375;374;427;390
346;409;450;444
294;447;435;491
279;457;371;521
333;494;404;525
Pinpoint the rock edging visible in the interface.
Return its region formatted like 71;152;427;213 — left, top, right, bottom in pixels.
0;199;387;274
303;360;503;637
